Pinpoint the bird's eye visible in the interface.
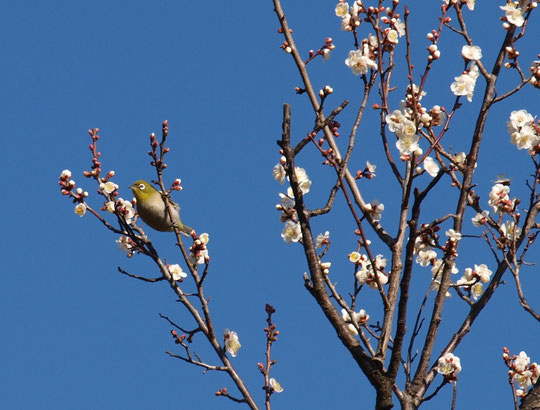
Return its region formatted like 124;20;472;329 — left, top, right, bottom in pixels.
138;183;145;190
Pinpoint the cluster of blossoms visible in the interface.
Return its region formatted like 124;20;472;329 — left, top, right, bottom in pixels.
488;183;516;214
335;1;364;32
530;61;540;88
503;349;540;397
450;44;483;103
436;352;462;380
105;198;135;224
341;308;369;335
189;233;210;265
274;161;313;243
224;329;241;357
451;61;479;102
506;109;540;152
116;235;135;256
414;226;439;267
349;252;388;288
385;88;445;159
336;1;405;43
345;41;378;76
456;263;492;300
59;169;89;217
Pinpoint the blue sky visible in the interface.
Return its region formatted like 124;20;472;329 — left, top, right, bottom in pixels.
1;1;539;409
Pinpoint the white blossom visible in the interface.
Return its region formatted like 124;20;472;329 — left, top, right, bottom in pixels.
450;70;477;102
472;210;489;227
445;229;462;241
316;231;330;248
189;248;209;265
515;351;531;372
488;183;514;214
366;200;384;221
269;378;284;393
348;251;363;264
281;221;302;243
386;29;399;44
74;203;86;217
273;164;286;184
335;2;350;18
471;282;483;300
168;264;187;281
199;232;210;245
116;236;133;254
396;133;420;156
437;352;462;375
501;220;522;241
100;181;119;194
394;18;405;36
224;329;241;357
345;47;377;75
416;247;437;267
461;45;482;60
423;157;440;177
500;2;525;27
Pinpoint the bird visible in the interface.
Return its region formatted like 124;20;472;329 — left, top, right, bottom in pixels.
129;180;193;235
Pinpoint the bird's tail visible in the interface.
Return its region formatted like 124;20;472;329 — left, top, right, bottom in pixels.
180;223;194;237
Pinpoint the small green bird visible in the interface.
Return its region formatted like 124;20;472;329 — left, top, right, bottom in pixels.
129;180;193;235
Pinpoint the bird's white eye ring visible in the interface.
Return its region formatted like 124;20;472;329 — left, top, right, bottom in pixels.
139;183;145;190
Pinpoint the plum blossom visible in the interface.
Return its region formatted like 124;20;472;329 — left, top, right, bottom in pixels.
273;163;286;184
500;2;525;27
345;45;377;75
511;351;539;390
168;264;187;281
450;63;479;102
472;210;489;226
74;203;86;217
316;231;330;248
224;329;241;357
437;352;462;376
396;134;420;156
341;308;369;335
416;247;437;267
471;282;483;300
366;200;384;221
507;109;540;151
348;251;362;263
269;378;284;393
423;157;440;177
100;181;119;194
501;220;522;241
461;45;482;61
488;183;514;214
394;18;405;36
445;229;462;241
116;236;133;254
281;220;302;243
286;167;312;196
335;1;349;17
355;254;388;289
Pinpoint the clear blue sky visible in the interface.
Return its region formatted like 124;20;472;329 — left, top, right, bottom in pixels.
1;1;539;409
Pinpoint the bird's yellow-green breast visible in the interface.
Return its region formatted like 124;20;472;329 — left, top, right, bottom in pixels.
129;180;192;235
